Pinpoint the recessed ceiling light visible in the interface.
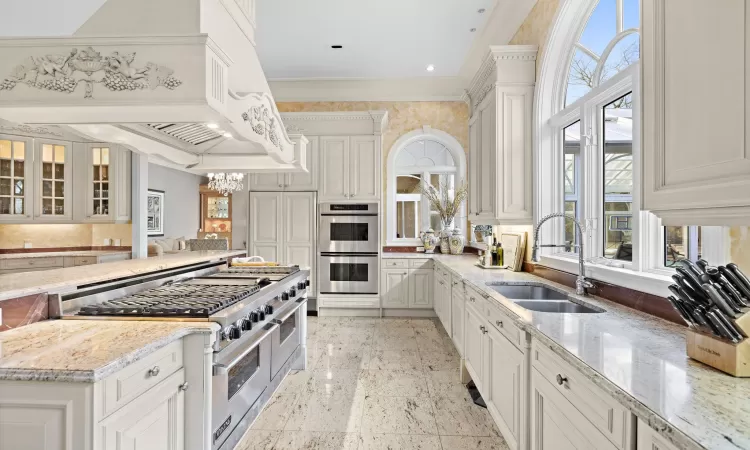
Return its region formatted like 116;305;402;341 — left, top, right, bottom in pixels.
478;8;486;13
470;28;477;32
224;132;233;138
206;123;219;129
426;65;435;72
331;45;343;49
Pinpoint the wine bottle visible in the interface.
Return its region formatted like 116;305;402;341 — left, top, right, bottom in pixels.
497;243;504;267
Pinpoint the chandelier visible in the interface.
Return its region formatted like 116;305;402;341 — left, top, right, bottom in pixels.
207;173;244;196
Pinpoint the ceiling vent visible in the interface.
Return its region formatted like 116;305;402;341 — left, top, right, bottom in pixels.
146;123;223;146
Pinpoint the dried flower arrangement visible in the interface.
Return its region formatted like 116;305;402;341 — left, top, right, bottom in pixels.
420;179;468;230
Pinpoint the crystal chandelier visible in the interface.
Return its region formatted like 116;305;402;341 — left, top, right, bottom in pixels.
207;173;244;196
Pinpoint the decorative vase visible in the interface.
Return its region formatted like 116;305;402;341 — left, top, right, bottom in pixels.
449;228;465;254
421;229;439;254
439;227;451;254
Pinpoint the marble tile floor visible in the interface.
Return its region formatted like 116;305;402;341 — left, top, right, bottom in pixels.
236;316;510;450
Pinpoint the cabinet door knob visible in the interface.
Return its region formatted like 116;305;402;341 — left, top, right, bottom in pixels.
179;382;189;391
278;184;283;188
496;320;503;328
556;374;568;386
148;366;160;377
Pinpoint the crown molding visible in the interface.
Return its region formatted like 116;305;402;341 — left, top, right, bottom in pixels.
459;0;538;80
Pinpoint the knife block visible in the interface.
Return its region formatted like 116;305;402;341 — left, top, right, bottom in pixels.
686;312;750;377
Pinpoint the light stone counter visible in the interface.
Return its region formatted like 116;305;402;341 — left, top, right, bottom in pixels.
430;254;750;450
381;252;437;259
0;250;246;301
0;250;132;260
0;320;218;382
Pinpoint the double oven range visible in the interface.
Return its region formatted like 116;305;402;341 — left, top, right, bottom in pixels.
59;261;310;450
319;202;379;295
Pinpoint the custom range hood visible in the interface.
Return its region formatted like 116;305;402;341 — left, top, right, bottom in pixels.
0;0;306;174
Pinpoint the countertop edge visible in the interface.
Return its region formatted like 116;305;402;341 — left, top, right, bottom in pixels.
442;261;707;450
0;324;219;383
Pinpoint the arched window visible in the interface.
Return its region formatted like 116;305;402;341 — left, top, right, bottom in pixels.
534;0;723;293
386;127;466;246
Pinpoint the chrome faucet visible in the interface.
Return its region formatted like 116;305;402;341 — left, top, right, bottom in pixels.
531;213;594;296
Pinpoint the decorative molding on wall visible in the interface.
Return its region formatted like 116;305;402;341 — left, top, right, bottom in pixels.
243;105;281;148
0;46;182;99
467;45;538;113
0;124;63;137
285;124;305;134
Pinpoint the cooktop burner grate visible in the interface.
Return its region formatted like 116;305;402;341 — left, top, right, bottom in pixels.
76;284;260;317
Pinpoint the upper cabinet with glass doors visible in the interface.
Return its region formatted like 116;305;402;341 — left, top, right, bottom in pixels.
0;137;32;221
79;144;131;223
0;133;130;224
467;45;537;225
642;0;750;225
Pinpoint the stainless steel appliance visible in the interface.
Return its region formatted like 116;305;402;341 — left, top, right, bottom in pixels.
319;202;379;254
319;253;379;295
318;202;379;295
60;263;310;450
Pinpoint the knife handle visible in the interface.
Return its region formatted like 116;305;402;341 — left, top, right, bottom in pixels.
667;295;695;327
719;266;750;301
696;259;710;273
678;259;706;278
727;263;750;292
706;310;740;343
711;306;746;340
672;275;706;305
677;267;710;300
717;278;748;310
703;283;738;318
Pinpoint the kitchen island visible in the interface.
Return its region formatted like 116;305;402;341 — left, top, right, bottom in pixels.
0;250;246;302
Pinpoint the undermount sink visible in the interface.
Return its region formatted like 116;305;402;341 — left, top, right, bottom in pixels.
488;284;568;301
486;283;604;314
513;300;602;314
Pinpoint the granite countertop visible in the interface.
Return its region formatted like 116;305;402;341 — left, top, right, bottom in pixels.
0;250;132;260
429;254;750;450
0;320;219;382
0;250;247;302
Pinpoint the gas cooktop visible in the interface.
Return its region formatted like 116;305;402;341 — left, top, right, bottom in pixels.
76;283;260;318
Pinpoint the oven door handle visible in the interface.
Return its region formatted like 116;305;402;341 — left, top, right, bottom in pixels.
213;323;278;376
274;298;306;323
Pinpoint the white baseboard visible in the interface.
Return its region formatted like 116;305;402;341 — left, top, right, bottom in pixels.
381;309;437;317
316;308;437;318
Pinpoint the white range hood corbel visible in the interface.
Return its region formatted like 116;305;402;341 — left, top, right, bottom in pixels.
0;0;307;175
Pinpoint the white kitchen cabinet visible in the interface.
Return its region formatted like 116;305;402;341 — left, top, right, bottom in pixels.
249;192;317;295
464;300;486;391
467;46;536;225
96;369;186;450
0;134;33;222
78;144;131;223
249;192;283;263
530;369;618;450
0;133;130;224
349;136;379;200
450;285;465;356
486;323;524;450
381;260;433;309
637;418;679;450
34;139;73;221
382;269;410;308
319;136;349;200
642;1;750;225
251;136;318;191
319;136;380;201
409;269;432;308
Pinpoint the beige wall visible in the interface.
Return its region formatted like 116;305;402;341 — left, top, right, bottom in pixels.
277;102;470;243
509;0;560;62
0;224;132;249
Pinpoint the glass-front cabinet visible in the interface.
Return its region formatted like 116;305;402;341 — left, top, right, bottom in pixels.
0;136;32;220
0;133;131;224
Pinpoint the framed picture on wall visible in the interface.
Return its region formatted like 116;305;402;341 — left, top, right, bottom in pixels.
147;189;165;237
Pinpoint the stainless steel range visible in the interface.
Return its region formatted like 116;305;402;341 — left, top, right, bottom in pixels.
60;261;310;450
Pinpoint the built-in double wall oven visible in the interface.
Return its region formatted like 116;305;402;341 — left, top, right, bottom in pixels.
319;203;379;295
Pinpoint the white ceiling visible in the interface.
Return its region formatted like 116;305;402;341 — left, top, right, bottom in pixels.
256;0;497;80
1;0;107;37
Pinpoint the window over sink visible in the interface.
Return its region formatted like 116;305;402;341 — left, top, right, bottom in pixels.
535;0;727;294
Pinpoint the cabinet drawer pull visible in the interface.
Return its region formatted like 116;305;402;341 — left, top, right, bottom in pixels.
556;374;568;386
496;320;503;328
147;366;160;377
179;382;189;391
